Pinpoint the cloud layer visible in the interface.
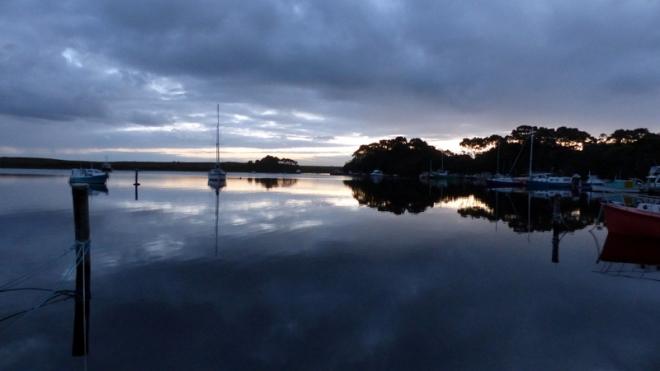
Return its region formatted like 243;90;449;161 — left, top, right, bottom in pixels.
1;0;659;164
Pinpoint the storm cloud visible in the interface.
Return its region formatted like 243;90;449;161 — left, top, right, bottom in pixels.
1;0;659;164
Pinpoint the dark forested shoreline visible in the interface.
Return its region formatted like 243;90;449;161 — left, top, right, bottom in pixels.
3;126;658;178
343;126;659;178
0;156;340;174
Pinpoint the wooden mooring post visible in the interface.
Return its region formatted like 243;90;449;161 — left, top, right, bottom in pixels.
134;169;140;200
71;183;91;357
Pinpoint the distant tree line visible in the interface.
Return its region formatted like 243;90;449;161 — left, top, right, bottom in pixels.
343;126;659;178
460;126;659;178
343;136;473;176
247;155;300;173
0;155;333;173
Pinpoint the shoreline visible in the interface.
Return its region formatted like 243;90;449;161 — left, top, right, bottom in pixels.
0;157;341;174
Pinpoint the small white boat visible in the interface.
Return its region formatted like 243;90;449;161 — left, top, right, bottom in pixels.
530;190;577;200
643;166;660;193
69;168;109;185
370;169;384;177
419;170;449;180
525;129;579;190
486;175;523;188
208;167;226;182
526;173;579;189
208;104;227;182
592;179;642;193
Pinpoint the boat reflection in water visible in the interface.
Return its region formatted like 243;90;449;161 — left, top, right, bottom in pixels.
208;178;227;193
345;178;602;228
345;178;609;264
88;183;108;196
596;233;660;281
208;179;226;256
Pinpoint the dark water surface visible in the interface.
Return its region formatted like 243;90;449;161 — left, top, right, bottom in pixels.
1;170;659;370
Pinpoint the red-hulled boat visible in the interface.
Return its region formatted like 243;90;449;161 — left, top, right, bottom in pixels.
600;233;660;264
603;203;660;239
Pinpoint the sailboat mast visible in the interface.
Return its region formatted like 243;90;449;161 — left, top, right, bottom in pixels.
528;129;534;178
496;140;500;175
216;104;220;167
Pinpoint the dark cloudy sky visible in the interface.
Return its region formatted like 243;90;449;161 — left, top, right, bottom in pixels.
1;0;659;164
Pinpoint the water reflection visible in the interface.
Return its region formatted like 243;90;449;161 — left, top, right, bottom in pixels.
247;177;298;189
596;234;660;281
345;179;601;235
208;179;226;256
344;179;482;215
4;171;660;370
457;189;601;233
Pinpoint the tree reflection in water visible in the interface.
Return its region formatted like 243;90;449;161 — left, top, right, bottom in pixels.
344;178;603;234
344;178;484;215
458;189;602;234
247;177;298;189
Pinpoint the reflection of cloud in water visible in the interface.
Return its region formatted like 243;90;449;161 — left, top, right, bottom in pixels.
322;197;359;208
143;238;185;258
115;201;208;216
290;220;324;230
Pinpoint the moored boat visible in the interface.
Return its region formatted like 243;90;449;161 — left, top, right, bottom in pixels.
526;173;580;190
419;169;449;180
524;129;580;190
486;175;524;188
643;166;660;194
370;169;384;183
208;104;227;183
69;168;109;185
592;179;642;193
603;202;660;239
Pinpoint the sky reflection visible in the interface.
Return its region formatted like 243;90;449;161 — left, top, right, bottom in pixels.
1;171;659;370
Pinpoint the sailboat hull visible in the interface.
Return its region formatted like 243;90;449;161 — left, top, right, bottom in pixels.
69;174;108;184
486;178;523;188
208;168;226;181
526;181;573;190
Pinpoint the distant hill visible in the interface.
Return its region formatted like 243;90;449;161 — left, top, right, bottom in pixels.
0;157;341;174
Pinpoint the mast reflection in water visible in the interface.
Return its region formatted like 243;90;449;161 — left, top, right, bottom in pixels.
3;171;660;370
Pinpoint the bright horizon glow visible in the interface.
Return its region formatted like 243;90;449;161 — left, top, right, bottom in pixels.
0;138;465;165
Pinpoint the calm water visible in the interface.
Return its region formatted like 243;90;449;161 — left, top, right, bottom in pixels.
1;170;659;370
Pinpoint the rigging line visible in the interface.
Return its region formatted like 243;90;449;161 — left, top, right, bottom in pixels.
0;291;73;324
63;241;90;279
0;244;88;333
0;287;64;294
0;244;77;290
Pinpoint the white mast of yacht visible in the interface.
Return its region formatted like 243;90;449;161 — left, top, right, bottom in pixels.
208;104;226;182
216;104;220;168
528;128;534;179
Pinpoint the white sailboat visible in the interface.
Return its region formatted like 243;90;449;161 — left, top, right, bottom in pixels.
524;129;579;189
208;104;226;185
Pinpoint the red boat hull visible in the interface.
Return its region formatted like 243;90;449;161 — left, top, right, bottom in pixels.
604;204;660;239
600;233;660;264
